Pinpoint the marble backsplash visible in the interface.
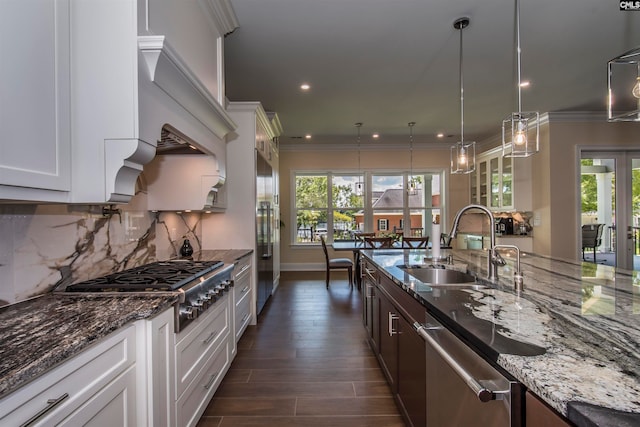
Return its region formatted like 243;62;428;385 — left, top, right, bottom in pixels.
0;192;204;306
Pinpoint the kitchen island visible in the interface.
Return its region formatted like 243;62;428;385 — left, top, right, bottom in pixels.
361;248;640;427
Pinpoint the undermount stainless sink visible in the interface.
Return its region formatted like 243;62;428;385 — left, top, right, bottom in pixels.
398;265;480;287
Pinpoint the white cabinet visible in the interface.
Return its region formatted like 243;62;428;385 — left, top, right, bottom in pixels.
141;307;175;427
470;147;532;211
1;0;154;204
233;254;253;352
0;324;138;426
0;0;71;199
1;0;238;204
203;102;282;317
174;292;232;427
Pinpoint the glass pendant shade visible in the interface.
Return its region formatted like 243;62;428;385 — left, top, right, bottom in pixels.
501;0;539;157
502;111;539;157
450;17;475;175
450;140;475;174
608;46;640;122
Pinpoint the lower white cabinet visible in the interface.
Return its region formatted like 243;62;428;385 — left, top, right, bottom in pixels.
174;292;232;427
233;254;253;351
0;324;138;426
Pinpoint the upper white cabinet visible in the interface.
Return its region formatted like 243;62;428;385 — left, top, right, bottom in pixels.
470;147;532;211
0;0;238;204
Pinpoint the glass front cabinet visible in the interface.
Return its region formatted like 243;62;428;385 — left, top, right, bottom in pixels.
470;147;530;211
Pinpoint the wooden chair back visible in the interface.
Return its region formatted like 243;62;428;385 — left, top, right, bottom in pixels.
364;236;394;249
401;236;429;249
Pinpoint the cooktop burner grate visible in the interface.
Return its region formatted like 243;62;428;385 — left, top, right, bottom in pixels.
64;260;224;292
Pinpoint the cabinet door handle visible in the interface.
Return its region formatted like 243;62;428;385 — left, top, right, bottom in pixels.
388;312;399;336
20;393;69;427
237;264;250;275
203;372;219;390
203;330;219;345
241;313;250;323
241;286;250;294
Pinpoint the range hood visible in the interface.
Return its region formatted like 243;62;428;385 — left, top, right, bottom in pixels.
138;35;236;211
145;152;226;212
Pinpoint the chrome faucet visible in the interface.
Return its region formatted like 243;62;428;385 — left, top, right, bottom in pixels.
449;204;504;281
494;244;524;292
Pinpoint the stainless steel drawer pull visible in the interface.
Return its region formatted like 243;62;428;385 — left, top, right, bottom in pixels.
241;286;250;294
20;393;69;427
203;330;219;345
203;372;219;390
388;312;399;336
241;313;250;322
237;264;250;275
413;322;508;403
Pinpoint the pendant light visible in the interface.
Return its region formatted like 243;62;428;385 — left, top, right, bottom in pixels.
355;122;364;195
407;122;418;195
502;0;539;157
607;46;640;122
450;17;475;175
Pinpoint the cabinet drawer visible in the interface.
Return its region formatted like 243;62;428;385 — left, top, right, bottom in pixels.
233;274;251;302
0;325;136;426
176;340;230;427
175;294;230;399
234;291;252;342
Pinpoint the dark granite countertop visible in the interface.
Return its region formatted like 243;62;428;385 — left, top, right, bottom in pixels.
361;249;640;427
0;249;253;400
0;293;178;398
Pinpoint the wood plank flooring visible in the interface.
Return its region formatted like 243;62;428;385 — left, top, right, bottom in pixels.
197;271;405;427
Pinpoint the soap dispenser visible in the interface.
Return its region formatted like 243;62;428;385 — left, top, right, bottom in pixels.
180;239;194;258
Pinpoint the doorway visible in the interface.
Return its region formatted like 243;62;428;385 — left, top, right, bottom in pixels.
580;150;640;270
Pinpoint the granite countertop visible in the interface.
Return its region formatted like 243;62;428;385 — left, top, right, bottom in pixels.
0;293;178;398
362;248;640;427
0;248;253;401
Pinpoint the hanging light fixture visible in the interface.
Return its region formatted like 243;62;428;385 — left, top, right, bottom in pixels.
450;17;475;175
355;122;364;196
607;46;640;122
407;122;418;195
502;0;539;157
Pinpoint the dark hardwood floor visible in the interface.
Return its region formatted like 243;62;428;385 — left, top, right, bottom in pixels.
197;271;405;427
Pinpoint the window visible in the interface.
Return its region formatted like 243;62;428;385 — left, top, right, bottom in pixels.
293;170;443;244
294;173;363;243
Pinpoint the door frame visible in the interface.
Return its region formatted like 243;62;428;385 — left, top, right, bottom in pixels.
579;148;639;270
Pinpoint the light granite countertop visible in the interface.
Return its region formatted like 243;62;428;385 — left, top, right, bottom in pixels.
362;248;640;427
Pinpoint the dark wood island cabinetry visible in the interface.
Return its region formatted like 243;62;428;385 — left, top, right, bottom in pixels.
363;258;427;427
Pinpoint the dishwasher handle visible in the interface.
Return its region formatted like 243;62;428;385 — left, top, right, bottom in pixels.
414;322;508;403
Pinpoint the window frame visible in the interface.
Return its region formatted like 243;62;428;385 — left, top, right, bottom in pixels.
291;168;446;245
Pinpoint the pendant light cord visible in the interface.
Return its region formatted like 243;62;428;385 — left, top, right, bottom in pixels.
516;0;522;113
459;23;465;143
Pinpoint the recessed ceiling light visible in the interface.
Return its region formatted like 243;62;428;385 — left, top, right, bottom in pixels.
437;133;444;138
519;81;530;88
300;83;310;91
305;134;312;139
372;133;380;139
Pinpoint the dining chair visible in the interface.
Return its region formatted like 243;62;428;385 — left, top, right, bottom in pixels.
401;236;429;249
353;232;375;242
320;235;353;288
364;236;394;249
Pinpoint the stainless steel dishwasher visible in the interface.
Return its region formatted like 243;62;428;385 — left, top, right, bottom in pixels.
415;312;523;427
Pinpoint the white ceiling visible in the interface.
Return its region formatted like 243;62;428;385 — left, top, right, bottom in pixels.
224;0;640;146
